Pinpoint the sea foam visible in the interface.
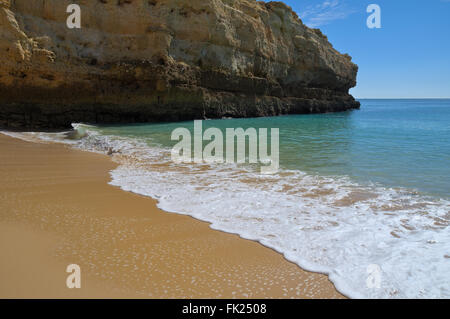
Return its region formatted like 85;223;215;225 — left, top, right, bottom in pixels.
2;124;449;299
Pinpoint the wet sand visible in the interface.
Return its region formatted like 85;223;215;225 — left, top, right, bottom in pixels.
0;134;344;299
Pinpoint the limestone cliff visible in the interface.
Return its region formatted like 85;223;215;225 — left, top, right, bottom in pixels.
0;0;359;129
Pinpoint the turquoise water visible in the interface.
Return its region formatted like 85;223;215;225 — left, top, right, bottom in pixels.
8;99;449;298
96;99;450;199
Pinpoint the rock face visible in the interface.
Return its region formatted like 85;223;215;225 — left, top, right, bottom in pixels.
0;0;359;129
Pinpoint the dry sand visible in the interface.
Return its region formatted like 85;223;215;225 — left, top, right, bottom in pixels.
0;134;344;299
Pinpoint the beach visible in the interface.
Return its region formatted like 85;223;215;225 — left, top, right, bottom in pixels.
0;134;343;299
1;0;448;302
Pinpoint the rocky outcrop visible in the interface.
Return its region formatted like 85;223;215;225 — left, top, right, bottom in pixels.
0;0;359;129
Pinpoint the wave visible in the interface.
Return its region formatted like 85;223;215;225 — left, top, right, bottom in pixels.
2;124;449;298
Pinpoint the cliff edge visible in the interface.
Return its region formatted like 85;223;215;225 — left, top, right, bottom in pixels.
0;0;359;129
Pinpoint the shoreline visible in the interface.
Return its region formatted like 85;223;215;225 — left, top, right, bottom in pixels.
0;134;344;298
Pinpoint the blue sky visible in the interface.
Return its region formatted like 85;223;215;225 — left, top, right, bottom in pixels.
269;0;450;98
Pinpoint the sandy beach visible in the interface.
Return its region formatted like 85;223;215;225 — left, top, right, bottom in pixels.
0;134;343;299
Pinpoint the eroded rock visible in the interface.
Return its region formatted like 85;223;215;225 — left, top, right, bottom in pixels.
0;0;360;129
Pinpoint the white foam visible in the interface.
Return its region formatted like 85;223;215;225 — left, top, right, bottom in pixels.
3;125;449;298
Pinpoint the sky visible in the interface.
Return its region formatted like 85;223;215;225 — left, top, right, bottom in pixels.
266;0;450;98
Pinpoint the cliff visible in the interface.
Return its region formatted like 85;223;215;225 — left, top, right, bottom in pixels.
0;0;359;129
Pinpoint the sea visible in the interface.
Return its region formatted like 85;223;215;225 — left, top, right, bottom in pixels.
3;99;449;298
